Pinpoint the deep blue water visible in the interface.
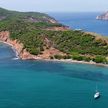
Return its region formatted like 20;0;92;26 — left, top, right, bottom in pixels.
49;12;108;36
1;13;108;108
1;43;108;108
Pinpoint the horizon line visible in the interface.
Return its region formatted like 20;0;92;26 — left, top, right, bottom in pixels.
0;6;107;13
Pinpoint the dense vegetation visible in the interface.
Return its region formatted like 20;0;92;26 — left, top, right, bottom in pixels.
45;30;108;63
0;7;108;64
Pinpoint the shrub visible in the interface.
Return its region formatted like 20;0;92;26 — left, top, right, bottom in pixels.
93;56;107;63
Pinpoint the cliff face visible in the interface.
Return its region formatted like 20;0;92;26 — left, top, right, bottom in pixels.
0;31;34;59
96;11;108;20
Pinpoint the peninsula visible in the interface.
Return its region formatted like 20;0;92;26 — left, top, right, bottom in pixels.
0;7;108;65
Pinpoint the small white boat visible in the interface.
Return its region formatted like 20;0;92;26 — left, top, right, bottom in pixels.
94;84;100;99
94;92;100;99
12;57;19;60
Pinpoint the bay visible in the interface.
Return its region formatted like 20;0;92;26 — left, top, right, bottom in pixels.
0;43;108;108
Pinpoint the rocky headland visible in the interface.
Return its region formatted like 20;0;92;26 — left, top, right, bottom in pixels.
96;11;108;20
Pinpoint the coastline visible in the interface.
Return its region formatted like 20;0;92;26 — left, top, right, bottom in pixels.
0;40;108;67
0;40;19;59
41;59;108;67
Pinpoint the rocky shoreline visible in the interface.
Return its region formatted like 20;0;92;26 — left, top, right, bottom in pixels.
1;40;108;67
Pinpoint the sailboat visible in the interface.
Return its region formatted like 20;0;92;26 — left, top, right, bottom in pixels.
94;84;100;99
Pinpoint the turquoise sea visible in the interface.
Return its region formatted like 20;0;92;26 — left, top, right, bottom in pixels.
1;13;108;108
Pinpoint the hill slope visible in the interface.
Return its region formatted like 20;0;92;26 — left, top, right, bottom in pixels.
0;7;57;23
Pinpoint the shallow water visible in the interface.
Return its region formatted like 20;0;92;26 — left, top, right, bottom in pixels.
0;43;108;108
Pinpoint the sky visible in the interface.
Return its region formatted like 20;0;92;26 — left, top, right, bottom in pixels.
0;0;108;12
